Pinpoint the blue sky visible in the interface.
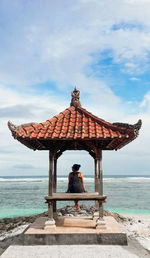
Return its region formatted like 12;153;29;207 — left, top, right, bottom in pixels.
0;0;150;176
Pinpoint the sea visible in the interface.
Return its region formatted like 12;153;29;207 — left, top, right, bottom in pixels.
0;175;150;219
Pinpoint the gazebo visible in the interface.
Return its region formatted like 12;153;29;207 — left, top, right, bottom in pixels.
8;88;142;229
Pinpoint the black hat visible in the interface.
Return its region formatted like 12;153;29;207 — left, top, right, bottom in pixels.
72;164;81;171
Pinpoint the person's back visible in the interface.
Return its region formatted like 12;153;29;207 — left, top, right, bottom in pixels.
68;171;85;193
66;164;86;210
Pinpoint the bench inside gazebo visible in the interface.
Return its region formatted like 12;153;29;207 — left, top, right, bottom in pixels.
8;87;142;230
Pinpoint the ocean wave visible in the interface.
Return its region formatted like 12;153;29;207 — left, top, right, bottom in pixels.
103;177;150;182
0;176;149;183
0;177;94;183
84;178;94;182
0;178;48;182
57;177;68;182
125;177;150;181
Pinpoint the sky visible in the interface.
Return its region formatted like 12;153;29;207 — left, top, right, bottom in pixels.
0;0;150;176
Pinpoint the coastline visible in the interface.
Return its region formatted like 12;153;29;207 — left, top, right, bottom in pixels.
0;206;150;257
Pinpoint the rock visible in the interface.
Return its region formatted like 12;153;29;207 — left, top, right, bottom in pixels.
65;214;74;217
66;207;75;213
78;210;88;215
103;210;128;223
80;204;91;211
0;211;48;235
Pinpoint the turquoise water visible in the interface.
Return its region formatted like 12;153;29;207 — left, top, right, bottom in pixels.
0;175;150;219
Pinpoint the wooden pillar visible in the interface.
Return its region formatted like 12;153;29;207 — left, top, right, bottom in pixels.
48;151;54;218
48;202;53;219
98;150;103;218
94;157;99;209
94;158;98;192
53;157;57;193
98;150;103;195
53;157;57;214
49;151;54;195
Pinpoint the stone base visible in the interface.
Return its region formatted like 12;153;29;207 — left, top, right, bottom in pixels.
92;212;107;229
23;216;127;245
23;233;127;245
44;219;56;230
93;211;99;219
96;218;107;230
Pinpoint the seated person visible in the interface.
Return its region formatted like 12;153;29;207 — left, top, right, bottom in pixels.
66;164;86;210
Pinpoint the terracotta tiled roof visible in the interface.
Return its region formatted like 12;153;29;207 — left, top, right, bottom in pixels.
12;106;134;140
8;88;142;151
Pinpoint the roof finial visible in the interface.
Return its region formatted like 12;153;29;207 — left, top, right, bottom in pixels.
70;87;81;108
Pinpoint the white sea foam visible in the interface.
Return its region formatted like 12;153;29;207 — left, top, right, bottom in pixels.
0;176;149;183
0;177;94;183
126;177;150;181
103;177;150;183
84;178;94;182
57;177;68;182
0;177;48;182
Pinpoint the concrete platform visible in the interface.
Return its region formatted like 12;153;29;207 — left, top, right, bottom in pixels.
1;244;141;258
23;216;127;245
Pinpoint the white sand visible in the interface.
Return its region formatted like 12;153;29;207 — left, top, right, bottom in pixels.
120;214;150;252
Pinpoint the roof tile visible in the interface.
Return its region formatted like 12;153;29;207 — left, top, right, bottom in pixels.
15;106;134;140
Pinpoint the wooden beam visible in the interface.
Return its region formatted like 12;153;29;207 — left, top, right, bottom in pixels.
53;141;69;152
88;150;96;159
85;140;97;152
56;150;64;159
45;193;107;201
79;140;97;157
106;139;117;149
18;138;36;150
115;138;132;150
36;139;46;150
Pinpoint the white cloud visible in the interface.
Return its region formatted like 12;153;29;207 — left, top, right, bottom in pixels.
0;0;150;175
130;77;140;81
140;91;150;109
0;0;150;87
0;84;68;176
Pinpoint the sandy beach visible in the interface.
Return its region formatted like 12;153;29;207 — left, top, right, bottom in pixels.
120;214;150;253
0;208;150;257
